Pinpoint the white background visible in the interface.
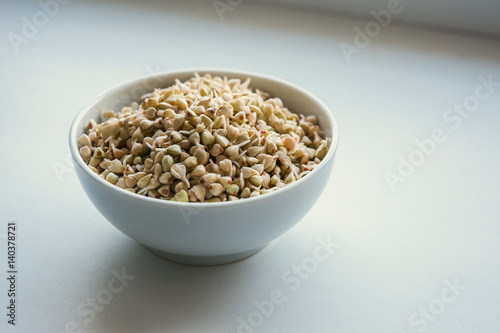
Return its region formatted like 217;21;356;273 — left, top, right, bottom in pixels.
1;0;500;332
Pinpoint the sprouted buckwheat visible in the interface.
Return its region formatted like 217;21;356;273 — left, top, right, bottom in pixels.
78;73;330;202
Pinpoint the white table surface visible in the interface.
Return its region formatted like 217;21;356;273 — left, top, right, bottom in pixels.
1;1;500;332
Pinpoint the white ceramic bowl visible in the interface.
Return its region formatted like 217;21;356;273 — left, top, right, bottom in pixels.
69;69;339;265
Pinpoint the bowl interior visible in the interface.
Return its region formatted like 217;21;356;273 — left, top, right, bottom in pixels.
69;69;339;206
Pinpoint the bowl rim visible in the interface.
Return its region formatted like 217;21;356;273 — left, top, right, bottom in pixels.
69;68;339;208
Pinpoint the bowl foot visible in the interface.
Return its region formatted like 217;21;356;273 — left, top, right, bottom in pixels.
145;246;266;266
